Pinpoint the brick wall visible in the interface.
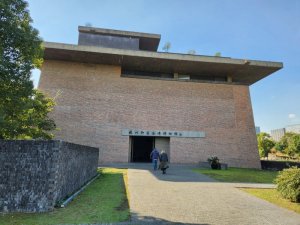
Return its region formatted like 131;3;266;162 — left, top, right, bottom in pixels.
0;140;99;212
39;60;260;168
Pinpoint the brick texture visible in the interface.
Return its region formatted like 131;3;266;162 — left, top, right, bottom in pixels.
39;60;260;168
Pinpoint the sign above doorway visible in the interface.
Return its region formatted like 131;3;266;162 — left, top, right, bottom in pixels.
122;129;205;138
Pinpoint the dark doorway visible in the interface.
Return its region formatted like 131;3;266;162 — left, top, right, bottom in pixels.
131;136;154;162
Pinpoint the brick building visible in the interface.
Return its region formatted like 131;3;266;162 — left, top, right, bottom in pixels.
39;26;282;168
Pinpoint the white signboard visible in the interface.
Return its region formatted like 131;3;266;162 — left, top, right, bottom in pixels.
121;129;205;138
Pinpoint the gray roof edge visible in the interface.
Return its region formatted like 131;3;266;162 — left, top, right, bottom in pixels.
78;26;161;40
43;42;283;68
285;124;300;127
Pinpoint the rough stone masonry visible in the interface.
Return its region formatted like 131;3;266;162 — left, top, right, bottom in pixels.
0;140;99;212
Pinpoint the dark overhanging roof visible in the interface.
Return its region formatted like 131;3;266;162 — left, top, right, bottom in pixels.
78;26;161;51
43;42;283;85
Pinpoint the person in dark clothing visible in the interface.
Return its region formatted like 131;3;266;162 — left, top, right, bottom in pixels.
150;148;160;170
159;150;169;174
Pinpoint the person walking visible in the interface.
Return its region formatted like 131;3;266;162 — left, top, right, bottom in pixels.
150;148;160;170
159;150;169;174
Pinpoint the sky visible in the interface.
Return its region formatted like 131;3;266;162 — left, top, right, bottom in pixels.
28;0;300;133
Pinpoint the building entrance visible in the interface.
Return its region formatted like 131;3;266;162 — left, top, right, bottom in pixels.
131;136;154;162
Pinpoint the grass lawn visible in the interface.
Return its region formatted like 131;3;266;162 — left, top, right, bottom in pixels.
241;188;300;214
0;168;129;225
193;167;278;183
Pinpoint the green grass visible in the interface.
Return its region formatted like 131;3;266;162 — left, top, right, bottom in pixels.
241;188;300;214
193;167;278;183
0;168;129;225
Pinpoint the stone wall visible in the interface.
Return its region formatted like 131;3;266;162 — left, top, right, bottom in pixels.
0;140;99;213
39;60;260;168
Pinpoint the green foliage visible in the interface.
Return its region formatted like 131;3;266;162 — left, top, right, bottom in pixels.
215;52;221;57
275;166;300;203
193;167;278;183
207;156;221;169
275;141;286;152
187;49;196;55
241;188;300;214
0;0;43;91
289;134;300;158
257;132;275;158
162;42;171;52
0;90;56;139
0;0;56;139
277;132;300;158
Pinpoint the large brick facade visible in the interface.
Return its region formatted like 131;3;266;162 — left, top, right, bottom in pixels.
39;60;260;168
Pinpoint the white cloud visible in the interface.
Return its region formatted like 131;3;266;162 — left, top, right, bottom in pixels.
288;113;296;119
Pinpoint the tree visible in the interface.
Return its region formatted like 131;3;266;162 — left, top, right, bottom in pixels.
0;90;56;139
257;132;275;159
162;42;171;52
85;22;92;27
274;141;286;152
215;52;222;57
0;0;56;139
187;50;196;55
288;134;300;158
277;132;300;158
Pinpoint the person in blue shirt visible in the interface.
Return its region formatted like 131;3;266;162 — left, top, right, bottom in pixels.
150;148;160;170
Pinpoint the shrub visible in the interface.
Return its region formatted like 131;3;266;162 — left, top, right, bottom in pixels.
275;166;300;202
207;156;221;170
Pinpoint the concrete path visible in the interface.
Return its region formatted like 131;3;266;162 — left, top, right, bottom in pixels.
123;164;300;225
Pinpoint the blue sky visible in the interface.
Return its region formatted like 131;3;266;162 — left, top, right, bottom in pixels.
28;0;300;132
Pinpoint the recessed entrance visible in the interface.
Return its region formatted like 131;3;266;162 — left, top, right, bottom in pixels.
130;136;154;162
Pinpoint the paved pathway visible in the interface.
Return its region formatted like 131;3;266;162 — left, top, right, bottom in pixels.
122;164;300;225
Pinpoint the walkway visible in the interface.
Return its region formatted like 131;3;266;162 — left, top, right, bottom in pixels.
121;164;300;225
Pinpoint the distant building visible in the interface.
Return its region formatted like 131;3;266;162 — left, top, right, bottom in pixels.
271;128;286;142
255;126;261;134
285;124;300;134
270;124;300;142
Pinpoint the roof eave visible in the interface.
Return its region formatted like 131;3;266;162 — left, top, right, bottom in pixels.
43;42;283;85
